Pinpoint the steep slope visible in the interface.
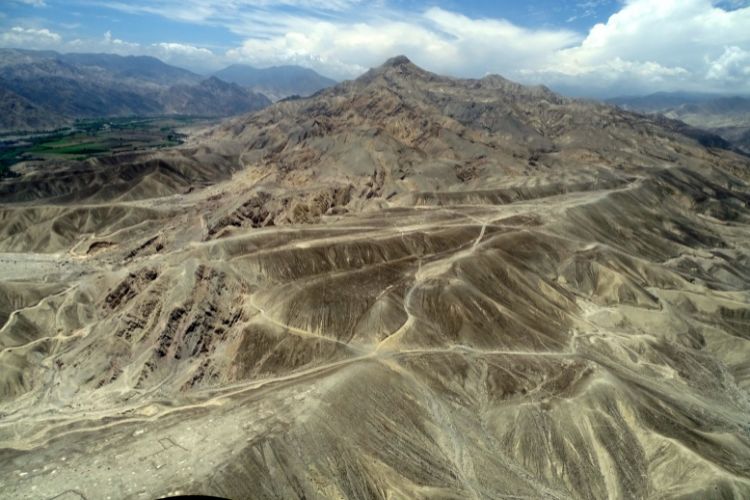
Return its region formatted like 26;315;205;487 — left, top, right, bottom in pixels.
1;57;750;499
214;63;336;100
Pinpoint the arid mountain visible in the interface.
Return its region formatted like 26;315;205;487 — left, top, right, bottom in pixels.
1;56;750;499
57;52;202;87
214;63;336;101
0;49;270;131
0;48;201;87
610;92;750;154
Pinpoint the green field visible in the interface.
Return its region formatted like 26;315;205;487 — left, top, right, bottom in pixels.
0;116;214;177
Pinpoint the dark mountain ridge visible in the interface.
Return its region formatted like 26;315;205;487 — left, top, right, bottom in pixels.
0;49;269;131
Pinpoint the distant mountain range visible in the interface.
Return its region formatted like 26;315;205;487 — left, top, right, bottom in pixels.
0;49;340;132
607;91;719;111
0;49;275;132
608;92;750;154
213;64;337;101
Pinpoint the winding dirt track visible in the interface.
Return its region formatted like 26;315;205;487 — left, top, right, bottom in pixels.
1;57;750;499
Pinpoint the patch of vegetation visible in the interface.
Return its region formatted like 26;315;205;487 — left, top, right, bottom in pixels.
0;150;21;177
0;116;213;175
30;138;107;154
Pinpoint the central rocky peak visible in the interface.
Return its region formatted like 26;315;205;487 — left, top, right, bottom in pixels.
355;54;438;85
354;55;555;104
382;55;414;68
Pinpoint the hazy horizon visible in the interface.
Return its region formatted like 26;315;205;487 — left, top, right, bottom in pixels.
4;46;750;101
2;0;750;98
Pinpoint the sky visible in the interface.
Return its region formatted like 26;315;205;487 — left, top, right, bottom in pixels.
1;0;750;97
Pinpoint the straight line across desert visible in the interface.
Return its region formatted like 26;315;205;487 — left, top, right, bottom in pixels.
1;48;750;500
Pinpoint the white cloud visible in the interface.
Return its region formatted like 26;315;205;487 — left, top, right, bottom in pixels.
220;0;750;94
16;0;47;6
3;0;750;94
66;32;216;69
225;7;580;80
151;42;216;69
0;26;61;48
89;0;365;28
102;30;140;51
0;24;218;71
706;45;750;82
533;0;750;94
153;42;213;57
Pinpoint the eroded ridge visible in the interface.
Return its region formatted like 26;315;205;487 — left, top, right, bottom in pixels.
1;57;750;499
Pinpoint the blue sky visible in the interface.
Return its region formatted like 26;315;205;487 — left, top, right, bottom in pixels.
2;0;750;96
0;1;623;50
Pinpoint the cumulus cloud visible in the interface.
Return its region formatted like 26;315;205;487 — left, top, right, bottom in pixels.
226;18;451;78
220;0;750;94
225;7;580;80
102;30;140;51
0;26;61;49
0;25;218;71
150;42;217;69
533;0;750;94
154;42;213;57
2;0;750;94
91;34;219;70
706;46;750;82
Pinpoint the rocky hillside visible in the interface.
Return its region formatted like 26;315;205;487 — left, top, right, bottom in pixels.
1;56;750;499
